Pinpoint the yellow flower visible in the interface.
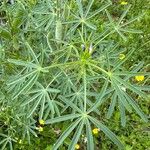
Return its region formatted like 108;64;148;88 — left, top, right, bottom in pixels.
120;1;128;5
135;75;144;82
119;54;125;60
38;126;43;132
18;139;22;144
75;144;80;149
92;128;100;135
39;119;45;125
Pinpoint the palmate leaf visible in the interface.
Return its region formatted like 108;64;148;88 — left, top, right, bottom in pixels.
7;41;47;99
27;94;43;118
46;113;124;150
22;82;61;118
67;0;111;33
22;121;38;144
87;2;111;20
60;84;100;115
114;76;147;99
0;134;15;150
84;0;94;18
105;5;143;41
7;70;39;100
25;42;40;65
111;78;132;112
110;76;148;123
45;96;124;150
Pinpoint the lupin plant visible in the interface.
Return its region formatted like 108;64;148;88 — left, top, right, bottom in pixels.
0;0;149;150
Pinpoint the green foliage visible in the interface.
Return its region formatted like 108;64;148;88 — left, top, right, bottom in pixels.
0;0;149;150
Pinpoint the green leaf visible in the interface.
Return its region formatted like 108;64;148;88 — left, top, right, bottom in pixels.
105;9;114;24
7;70;37;86
119;28;143;34
84;21;97;30
25;42;39;65
118;100;126;127
39;94;46;119
76;0;84;18
21;92;41;106
106;92;117;119
27;94;43;117
46;88;60;93
45;114;81;124
86;118;94;150
7;59;37;68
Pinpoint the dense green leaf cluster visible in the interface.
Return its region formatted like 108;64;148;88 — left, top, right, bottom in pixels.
0;0;149;150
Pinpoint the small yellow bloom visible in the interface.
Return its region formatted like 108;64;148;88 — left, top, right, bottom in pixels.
92;128;100;135
38;126;43;132
18;139;22;144
120;1;128;5
39;119;45;125
119;54;125;60
75;144;80;149
135;75;144;82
